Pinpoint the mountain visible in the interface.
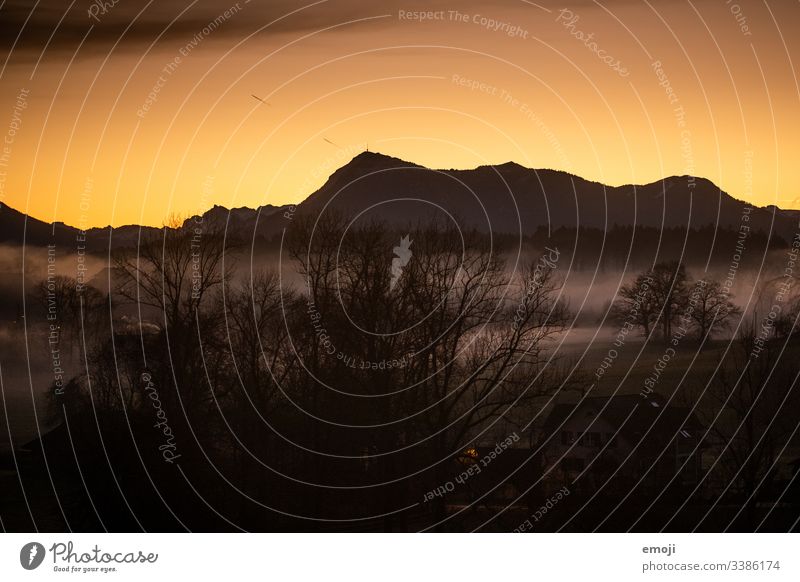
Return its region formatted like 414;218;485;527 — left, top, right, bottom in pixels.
0;203;77;247
1;151;797;248
0;202;289;250
0;202;164;249
291;151;798;240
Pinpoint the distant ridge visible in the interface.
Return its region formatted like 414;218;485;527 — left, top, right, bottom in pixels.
2;151;798;248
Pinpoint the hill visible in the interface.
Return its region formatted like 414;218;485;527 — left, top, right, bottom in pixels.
1;151;797;248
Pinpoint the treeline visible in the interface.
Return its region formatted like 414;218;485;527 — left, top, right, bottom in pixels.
499;224;786;272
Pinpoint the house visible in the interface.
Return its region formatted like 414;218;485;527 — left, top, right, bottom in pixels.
537;393;704;495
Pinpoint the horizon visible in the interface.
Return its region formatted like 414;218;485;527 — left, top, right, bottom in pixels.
2;149;786;230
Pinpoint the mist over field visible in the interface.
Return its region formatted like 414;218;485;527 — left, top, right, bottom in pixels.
2;226;795;452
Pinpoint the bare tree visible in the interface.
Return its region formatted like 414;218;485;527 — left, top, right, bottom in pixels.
611;271;657;336
35;275;106;359
111;218;236;425
113;216;233;330
649;261;689;343
287;216;572;525
613;261;688;343
221;271;297;412
688;278;741;343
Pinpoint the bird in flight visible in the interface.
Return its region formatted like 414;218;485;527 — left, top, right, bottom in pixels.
323;138;342;149
251;94;270;105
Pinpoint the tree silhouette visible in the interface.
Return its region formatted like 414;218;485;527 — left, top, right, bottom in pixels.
688;278;741;344
611;270;657;336
286;215;571;527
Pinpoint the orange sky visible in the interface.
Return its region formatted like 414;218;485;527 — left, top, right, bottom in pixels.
0;0;798;228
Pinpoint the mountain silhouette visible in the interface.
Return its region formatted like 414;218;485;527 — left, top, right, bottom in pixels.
294;151;797;240
1;151;797;248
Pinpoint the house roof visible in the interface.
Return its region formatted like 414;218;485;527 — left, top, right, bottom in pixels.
19;422;66;455
542;393;703;447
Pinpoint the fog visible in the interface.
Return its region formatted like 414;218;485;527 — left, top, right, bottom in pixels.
2;241;796;450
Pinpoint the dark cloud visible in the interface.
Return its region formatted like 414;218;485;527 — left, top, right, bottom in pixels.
0;0;400;60
0;0;677;63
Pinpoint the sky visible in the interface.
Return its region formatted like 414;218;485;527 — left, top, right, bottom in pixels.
0;0;798;228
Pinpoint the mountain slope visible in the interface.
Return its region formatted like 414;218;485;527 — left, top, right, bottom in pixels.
291;151;795;240
1;152;796;247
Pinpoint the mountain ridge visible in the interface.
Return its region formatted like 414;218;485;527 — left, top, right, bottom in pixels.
1;151;797;248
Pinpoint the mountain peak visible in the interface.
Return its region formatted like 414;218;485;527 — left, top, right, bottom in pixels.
348;150;415;167
352;150;389;160
495;161;527;170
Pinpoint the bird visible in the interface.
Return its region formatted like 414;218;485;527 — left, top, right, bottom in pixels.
323;137;342;149
251;94;270;105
